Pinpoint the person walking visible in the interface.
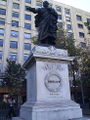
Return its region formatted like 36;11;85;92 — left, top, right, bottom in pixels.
7;98;15;119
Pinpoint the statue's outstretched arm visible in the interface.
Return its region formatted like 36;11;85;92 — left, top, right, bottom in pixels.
26;7;38;13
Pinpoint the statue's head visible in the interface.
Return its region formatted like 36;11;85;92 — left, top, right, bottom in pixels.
43;1;49;8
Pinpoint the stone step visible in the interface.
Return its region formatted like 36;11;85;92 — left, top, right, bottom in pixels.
71;117;90;120
13;117;90;120
12;117;22;120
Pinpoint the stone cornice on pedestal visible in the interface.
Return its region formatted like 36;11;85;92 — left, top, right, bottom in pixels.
23;45;73;69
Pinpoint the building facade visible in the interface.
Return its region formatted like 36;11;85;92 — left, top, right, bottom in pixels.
0;0;90;72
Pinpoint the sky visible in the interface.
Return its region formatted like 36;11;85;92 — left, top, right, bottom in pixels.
54;0;90;12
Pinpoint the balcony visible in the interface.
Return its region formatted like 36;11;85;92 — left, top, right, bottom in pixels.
0;0;6;6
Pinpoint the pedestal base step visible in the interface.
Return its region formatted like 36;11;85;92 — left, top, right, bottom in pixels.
71;117;90;120
13;117;90;120
12;117;22;120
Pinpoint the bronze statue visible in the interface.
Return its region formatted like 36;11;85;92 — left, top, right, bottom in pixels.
28;1;58;45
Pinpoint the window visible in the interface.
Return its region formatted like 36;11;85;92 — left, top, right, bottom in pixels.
25;0;31;3
87;18;90;23
24;33;31;39
12;20;19;27
56;7;61;12
80;42;86;47
0;29;4;36
76;15;82;21
0;40;3;47
79;32;84;38
24;23;31;29
0;9;6;15
66;17;71;22
0;51;3;60
65;9;70;15
10;41;18;49
24;43;31;50
67;24;72;30
11;30;19;37
12;12;19;18
0;18;5;25
24;54;29;61
78;24;83;29
13;3;20;9
58;15;62;20
25;14;31;20
36;1;42;7
9;53;17;61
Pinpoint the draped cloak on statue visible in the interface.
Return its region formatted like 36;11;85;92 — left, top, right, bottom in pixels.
28;6;58;45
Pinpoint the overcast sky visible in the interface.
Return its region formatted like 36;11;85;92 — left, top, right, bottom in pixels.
54;0;90;12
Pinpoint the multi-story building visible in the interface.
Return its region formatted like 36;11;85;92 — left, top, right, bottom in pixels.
0;0;90;72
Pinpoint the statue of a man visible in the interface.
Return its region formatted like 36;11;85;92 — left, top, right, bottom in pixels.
28;1;58;45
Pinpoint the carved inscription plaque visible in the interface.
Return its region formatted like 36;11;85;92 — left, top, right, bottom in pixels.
45;72;61;92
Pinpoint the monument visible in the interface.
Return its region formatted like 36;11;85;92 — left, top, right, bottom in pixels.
13;1;82;120
27;1;58;45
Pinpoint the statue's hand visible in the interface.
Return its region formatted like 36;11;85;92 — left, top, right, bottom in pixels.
26;7;36;13
26;6;32;11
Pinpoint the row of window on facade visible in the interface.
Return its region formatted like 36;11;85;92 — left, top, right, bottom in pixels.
12;21;31;29
0;17;85;29
0;18;72;32
0;27;85;39
0;13;70;27
58;15;71;22
0;51;29;61
0;14;71;28
0;38;31;51
0;20;72;31
0;28;31;39
76;15;90;23
0;0;31;3
0;7;31;20
0;19;31;30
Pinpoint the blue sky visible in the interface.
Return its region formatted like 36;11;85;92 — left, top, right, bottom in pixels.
55;0;90;12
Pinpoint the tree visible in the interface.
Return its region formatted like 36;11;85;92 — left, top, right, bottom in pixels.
2;59;26;105
56;25;78;56
84;21;90;34
31;35;39;45
79;48;90;85
56;24;90;103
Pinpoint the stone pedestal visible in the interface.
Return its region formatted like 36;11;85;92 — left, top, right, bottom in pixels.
15;45;82;120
